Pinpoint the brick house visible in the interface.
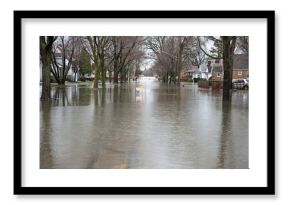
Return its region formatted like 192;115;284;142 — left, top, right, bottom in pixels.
212;64;223;81
209;59;224;81
208;54;248;81
232;54;249;80
180;65;199;79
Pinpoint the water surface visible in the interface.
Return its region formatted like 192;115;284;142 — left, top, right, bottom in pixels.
40;77;248;169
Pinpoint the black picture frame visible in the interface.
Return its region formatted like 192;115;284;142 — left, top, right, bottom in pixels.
14;10;275;195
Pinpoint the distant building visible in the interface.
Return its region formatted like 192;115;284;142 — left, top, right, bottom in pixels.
203;54;249;81
181;64;213;80
208;58;223;81
212;64;224;81
198;63;211;80
40;52;80;82
232;54;249;80
180;65;199;79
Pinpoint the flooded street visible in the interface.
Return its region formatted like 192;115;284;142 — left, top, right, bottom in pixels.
40;77;248;169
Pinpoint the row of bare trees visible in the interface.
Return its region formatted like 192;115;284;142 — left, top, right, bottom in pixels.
40;36;145;100
146;36;248;100
40;36;248;101
146;36;207;84
197;36;248;100
84;36;144;88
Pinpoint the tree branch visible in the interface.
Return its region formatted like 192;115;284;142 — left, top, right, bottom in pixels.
197;37;221;60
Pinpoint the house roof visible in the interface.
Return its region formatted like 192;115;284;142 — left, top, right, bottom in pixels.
233;54;248;70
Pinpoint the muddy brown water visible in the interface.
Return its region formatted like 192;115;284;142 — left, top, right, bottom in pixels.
40;77;248;169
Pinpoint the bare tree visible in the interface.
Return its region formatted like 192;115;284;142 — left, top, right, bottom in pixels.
111;36;140;83
51;36;76;85
71;37;83;82
40;36;56;100
198;36;237;101
147;36;187;84
97;37;111;88
146;36;176;83
86;36;111;88
222;36;237;100
176;36;187;83
236;36;249;54
184;37;207;69
86;36;99;88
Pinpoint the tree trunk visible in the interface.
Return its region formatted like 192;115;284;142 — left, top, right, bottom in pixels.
113;71;118;83
40;36;55;101
101;62;106;88
87;36;99;89
113;58;119;83
177;37;186;84
177;49;183;84
162;75;166;83
112;37;119;84
109;70;112;83
93;63;99;88
41;58;51;100
127;70;131;82
59;79;66;86
222;37;234;101
120;71;124;83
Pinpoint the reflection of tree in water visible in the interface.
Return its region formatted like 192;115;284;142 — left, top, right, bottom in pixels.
93;89;99;106
217;101;234;168
50;86;91;106
113;85;119;103
101;88;106;106
51;87;69;106
119;84;132;104
40;101;53;168
71;86;79;106
93;88;106;106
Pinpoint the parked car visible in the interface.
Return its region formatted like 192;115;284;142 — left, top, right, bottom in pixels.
232;79;249;90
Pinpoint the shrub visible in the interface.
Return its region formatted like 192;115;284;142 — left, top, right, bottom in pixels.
181;76;193;82
198;79;209;88
79;76;86;82
212;81;223;89
193;77;201;83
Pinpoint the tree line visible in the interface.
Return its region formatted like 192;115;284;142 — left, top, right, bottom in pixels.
40;36;145;100
146;36;248;100
40;36;248;101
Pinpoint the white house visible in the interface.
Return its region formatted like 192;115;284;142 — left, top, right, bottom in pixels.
40;52;80;82
198;63;212;80
187;63;211;80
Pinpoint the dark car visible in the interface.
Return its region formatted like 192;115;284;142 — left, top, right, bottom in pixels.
232;79;249;90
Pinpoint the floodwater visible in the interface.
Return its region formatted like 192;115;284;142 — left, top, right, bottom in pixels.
40;77;248;169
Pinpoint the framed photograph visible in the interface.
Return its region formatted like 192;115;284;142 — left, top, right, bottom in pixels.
14;10;275;195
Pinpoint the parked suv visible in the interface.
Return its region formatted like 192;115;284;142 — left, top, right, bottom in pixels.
232;79;249;90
